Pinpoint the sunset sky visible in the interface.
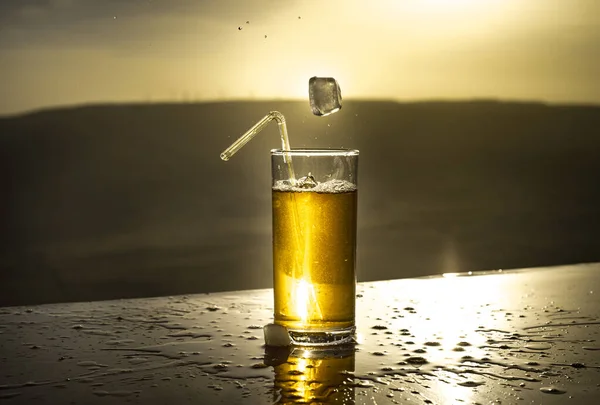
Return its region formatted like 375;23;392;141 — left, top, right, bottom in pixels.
1;0;599;115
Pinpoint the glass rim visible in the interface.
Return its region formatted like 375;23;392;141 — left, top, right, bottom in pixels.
270;148;359;157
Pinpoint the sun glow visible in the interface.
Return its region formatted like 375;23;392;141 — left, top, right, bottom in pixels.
294;279;310;322
368;273;510;363
422;0;494;8
293;279;322;323
411;0;508;13
376;0;515;38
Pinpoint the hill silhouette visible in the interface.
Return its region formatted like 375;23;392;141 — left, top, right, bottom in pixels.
1;100;599;306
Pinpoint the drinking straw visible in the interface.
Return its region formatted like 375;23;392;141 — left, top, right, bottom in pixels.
219;110;322;322
220;111;296;184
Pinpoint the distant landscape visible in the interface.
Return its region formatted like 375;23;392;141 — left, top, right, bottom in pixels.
1;100;599;306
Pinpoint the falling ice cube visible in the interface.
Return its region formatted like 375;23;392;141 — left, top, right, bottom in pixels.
309;77;342;116
263;323;291;347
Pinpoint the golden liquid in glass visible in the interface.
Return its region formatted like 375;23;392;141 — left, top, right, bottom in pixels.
272;186;357;332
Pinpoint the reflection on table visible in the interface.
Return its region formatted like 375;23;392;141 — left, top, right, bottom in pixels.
0;263;599;404
270;345;355;404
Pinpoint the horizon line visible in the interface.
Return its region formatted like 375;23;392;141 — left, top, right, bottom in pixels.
2;97;600;119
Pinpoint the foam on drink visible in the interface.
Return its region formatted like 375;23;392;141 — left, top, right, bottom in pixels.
273;179;357;194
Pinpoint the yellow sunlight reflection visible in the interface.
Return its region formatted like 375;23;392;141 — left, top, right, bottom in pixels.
414;274;501;351
274;346;355;404
376;273;509;364
290;203;323;326
294;279;310;322
292;279;322;324
295;357;309;399
434;374;475;405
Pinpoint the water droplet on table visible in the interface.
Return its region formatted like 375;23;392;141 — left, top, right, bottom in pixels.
540;386;566;394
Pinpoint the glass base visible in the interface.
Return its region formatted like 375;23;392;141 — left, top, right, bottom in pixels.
288;326;356;346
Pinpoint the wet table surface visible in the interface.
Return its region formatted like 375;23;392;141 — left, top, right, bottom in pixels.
1;263;599;404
